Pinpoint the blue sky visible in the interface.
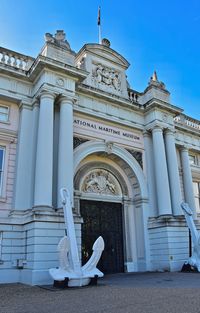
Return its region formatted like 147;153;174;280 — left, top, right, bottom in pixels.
0;0;200;119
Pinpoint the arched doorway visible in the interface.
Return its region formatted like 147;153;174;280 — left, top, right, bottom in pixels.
77;167;125;273
74;141;150;273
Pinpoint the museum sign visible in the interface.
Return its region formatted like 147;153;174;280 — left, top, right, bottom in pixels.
73;116;143;148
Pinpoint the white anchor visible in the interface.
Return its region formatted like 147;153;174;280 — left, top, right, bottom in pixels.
181;202;200;271
49;188;105;287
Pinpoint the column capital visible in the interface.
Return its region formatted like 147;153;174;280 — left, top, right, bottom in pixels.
39;90;56;101
164;127;175;136
19;102;32;111
152;125;163;134
32;98;40;108
180;145;189;153
57;95;76;106
143;130;151;137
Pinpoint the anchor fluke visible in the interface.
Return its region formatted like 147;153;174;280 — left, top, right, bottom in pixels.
93;236;105;251
82;236;105;278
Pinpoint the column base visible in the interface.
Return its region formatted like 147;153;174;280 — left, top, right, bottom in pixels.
157;214;173;220
32;205;53;211
148;216;189;272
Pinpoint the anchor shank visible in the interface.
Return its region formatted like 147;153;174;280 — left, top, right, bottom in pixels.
61;188;81;275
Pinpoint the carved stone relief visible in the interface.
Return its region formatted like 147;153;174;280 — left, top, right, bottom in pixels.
73;137;88;149
56;77;64;87
127;149;143;168
92;63;121;91
81;169;122;196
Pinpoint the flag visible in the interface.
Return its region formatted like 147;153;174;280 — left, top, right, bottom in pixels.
97;6;101;26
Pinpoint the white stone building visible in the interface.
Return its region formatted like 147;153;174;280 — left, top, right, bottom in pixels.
0;30;200;285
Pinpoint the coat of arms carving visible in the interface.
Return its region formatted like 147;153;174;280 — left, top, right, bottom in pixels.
92;63;121;91
81;169;121;196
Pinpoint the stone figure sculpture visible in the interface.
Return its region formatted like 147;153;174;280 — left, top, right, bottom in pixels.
49;188;105;287
92;63;121;91
84;171;116;194
45;30;71;50
181;202;200;271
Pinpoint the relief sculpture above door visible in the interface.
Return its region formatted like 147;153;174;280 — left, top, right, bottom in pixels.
80;169;122;196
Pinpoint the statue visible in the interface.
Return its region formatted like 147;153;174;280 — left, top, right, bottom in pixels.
45;30;71;50
49;188;105;287
181;202;200;271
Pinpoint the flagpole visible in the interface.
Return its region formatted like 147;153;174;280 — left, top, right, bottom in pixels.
98;24;102;44
97;6;101;44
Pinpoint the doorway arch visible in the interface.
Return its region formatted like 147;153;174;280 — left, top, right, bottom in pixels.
74;140;150;272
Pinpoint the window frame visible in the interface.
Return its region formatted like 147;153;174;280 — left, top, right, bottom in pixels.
189;154;197;165
0;143;8;201
0;232;2;261
0;147;5;197
0;105;9;123
193;181;200;213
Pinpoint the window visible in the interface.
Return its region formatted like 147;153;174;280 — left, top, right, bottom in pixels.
0;105;9;122
0;148;5;196
0;232;2;260
189;154;197;165
193;182;200;213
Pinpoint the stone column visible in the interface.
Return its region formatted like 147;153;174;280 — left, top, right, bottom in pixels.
34;92;55;208
14;104;34;209
180;147;197;218
143;131;157;217
57;96;74;208
164;129;182;215
123;200;137;270
30;102;39;205
152;126;172;216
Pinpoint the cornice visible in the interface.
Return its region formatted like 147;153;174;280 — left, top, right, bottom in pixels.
0;54;89;84
143;98;183;115
27;55;88;83
174;123;200;137
76;83;143;113
73;107;144;132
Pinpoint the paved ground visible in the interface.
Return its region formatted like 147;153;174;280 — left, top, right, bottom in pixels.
1;272;200;313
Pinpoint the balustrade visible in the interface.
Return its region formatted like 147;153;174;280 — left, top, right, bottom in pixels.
175;114;200;131
128;90;140;103
0;47;34;71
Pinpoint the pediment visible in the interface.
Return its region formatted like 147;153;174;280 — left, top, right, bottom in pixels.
76;44;130;70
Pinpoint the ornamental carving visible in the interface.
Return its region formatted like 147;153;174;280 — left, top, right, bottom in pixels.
81;169;122;196
127;149;143;168
73;137;88;149
92;63;121;91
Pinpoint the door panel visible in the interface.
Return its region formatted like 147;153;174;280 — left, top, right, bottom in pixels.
81;200;124;274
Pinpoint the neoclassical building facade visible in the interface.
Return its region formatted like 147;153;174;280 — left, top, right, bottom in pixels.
0;30;200;285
